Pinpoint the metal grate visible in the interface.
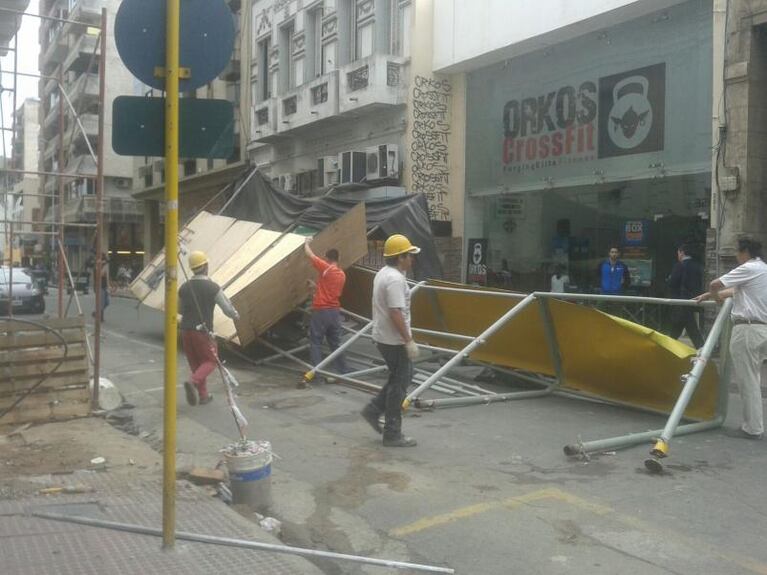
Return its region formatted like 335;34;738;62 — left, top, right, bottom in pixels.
347;65;369;92
311;82;328;105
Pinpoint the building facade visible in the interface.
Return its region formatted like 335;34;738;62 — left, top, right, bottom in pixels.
713;0;767;276
246;0;413;197
434;0;719;292
11;98;44;265
38;0;141;274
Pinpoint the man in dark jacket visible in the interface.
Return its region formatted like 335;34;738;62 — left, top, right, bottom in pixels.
667;243;704;348
178;250;240;406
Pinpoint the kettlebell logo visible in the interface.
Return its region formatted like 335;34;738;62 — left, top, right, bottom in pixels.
472;242;483;265
598;63;665;159
609;76;652;149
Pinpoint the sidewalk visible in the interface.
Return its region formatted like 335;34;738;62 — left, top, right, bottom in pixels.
0;418;324;575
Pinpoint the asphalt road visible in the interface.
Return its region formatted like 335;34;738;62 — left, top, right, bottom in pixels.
30;291;767;575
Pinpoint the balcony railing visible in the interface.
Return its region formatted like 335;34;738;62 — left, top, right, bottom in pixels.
252;99;278;142
269;71;339;137
62;33;99;74
339;55;408;115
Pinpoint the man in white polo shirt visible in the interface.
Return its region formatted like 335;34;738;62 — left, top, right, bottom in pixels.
697;237;767;439
360;234;421;447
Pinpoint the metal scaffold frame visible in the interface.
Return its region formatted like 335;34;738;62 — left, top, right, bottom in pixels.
255;282;732;472
0;4;107;408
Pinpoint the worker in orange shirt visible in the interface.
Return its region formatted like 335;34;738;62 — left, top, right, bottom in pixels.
303;238;349;381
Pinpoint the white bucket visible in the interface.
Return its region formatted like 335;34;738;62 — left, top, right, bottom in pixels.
89;377;123;411
224;441;272;513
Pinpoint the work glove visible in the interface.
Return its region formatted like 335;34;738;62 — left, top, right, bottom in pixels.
405;339;419;360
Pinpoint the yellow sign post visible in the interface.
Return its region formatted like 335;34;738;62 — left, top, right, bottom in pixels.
162;0;180;549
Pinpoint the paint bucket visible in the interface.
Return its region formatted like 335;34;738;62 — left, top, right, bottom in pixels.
223;440;272;513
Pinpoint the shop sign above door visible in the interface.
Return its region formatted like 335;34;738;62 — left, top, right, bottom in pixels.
501;63;665;172
466;0;712;195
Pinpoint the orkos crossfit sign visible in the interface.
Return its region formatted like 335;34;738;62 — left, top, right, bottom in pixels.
502;63;665;173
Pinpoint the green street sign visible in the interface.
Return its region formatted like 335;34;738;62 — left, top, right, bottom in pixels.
112;96;234;159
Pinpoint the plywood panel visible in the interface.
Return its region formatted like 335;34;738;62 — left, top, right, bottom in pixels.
231;203;368;345
132;204;367;347
133;211;243;308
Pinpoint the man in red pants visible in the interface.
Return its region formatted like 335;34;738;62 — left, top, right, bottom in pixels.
179;250;240;406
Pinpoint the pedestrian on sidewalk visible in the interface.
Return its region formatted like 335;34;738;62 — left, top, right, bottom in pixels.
360;234;420;448
92;253;112;322
303;238;349;384
696;237;767;439
666;242;705;348
179;250;240;406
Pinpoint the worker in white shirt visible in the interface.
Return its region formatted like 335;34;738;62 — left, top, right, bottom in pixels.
696;237;767;439
360;234;420;447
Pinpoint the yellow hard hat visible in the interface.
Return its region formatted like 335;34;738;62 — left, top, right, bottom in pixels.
383;234;421;257
189;250;209;270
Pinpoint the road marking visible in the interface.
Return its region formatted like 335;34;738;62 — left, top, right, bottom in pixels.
391;488;610;537
99;327;165;351
123;384;183;396
109;368;164;377
390;487;767;574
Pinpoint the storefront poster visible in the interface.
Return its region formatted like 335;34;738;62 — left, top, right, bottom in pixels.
466;238;488;285
625;259;653;288
623;220;650;246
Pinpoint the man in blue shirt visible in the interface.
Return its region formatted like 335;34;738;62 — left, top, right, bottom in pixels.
598;246;631;295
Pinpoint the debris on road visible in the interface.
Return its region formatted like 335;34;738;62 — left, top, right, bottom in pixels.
188;467;226;485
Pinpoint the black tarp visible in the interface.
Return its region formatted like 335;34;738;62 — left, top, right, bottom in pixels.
219;170;443;280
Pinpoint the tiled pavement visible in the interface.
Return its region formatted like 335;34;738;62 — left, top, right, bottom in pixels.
0;473;324;575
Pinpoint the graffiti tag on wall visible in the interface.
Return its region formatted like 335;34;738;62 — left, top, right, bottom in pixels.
411;75;451;222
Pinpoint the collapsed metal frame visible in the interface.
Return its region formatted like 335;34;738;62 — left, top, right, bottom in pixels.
262;283;732;471
0;5;107;409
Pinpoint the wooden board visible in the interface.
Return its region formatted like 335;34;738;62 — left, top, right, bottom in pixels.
1;317;86;333
0;387;90;424
231;203;368;345
0;343;88;364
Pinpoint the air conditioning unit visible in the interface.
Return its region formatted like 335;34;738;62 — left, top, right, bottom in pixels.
338;151;366;184
317;156;338;187
279;173;296;192
115;178;131;189
365;144;399;181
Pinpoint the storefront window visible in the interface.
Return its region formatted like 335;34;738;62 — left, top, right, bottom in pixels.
477;174;710;294
464;0;713;296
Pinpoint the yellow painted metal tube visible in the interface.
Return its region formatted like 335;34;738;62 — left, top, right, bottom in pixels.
162;0;180;550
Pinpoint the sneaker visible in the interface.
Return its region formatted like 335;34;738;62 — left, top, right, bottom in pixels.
184;382;199;406
724;427;763;440
199;394;214;405
360;406;383;434
383;435;417;447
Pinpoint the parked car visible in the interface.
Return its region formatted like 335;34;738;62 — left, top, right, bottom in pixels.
0;268;45;314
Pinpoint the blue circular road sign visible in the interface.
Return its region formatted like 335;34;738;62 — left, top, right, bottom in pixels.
115;0;235;92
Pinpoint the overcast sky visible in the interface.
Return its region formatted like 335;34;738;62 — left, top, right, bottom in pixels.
1;0;41;160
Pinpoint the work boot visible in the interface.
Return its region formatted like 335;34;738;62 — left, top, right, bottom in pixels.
184;382;198;406
360;405;383;434
382;435;417;447
199;394;214;406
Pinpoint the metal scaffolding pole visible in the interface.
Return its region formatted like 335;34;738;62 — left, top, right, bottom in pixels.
92;8;107;411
